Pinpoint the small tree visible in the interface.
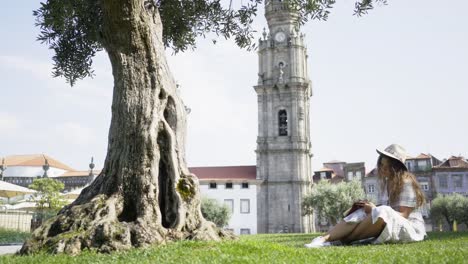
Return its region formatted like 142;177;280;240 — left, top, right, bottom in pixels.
460;198;468;228
430;195;449;231
302;180;365;225
447;194;466;231
430;194;468;231
201;198;231;228
29;178;67;213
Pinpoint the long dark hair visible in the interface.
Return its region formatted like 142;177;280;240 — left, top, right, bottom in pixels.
377;155;425;207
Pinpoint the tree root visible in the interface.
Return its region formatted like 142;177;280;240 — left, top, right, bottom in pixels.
20;193;234;255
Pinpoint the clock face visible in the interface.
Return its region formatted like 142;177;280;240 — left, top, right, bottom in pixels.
275;32;286;42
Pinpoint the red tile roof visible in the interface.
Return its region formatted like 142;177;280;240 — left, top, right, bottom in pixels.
435;156;468;169
189;166;256;181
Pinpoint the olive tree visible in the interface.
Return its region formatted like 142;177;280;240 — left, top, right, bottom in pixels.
431;194;468;231
201;197;231;228
20;0;387;255
302;180;366;225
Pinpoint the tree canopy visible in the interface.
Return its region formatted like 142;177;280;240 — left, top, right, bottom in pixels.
33;0;387;86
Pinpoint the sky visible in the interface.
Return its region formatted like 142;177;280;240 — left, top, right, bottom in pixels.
0;1;467;172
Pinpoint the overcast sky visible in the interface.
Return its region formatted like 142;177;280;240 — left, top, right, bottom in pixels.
0;1;467;172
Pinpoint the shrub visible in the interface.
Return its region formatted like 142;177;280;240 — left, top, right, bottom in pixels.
200;197;231;227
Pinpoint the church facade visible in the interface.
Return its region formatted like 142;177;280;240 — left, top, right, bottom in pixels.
255;1;313;233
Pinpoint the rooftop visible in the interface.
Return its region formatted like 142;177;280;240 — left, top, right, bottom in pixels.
3;154;75;171
435;156;468;169
189;166;256;181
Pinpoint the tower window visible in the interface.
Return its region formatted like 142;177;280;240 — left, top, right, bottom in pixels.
278;110;288;136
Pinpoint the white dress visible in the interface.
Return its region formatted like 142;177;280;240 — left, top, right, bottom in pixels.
373;181;426;243
344;180;426;243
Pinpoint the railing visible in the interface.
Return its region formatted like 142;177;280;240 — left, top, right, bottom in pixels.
0;209;56;232
0;209;34;232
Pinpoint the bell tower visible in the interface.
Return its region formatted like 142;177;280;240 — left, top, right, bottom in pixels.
255;0;313;233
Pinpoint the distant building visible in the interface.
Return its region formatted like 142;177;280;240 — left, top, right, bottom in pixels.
433;156;468;196
363;168;379;203
405;153;442;203
322;160;346;179
312;167;334;183
1;154;96;191
313;160;364;184
191;166;259;235
343;162;365;182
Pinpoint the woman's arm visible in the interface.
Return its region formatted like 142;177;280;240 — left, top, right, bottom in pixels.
399;206;414;219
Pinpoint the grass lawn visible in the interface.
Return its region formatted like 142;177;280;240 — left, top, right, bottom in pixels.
1;232;467;263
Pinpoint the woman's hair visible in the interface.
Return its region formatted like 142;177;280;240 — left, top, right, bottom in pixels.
377;155;425;208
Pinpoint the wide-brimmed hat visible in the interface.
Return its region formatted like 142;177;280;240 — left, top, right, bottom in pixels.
376;144;409;170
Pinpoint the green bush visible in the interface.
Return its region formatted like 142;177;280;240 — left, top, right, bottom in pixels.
431;194;468;231
0;228;30;244
200;197;231;227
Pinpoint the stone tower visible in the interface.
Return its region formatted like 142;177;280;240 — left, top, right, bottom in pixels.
255;0;313;233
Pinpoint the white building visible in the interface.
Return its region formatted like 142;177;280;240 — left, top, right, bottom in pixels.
191;166;259;235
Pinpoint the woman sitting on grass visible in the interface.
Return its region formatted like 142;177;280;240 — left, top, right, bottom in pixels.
305;144;427;248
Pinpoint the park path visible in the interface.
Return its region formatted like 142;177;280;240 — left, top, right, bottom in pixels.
0;245;22;255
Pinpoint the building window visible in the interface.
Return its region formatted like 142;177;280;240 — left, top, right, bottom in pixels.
224;199;234;213
209;182;217;189
225;182;233;189
368;184;375;193
240;199;250;214
240;228;251;235
420;182;429;191
439;174;448;188
278;110;288;136
347;171;353;180
320;172;326;180
406;162;412;171
356;171;362;180
453;174;463;188
241;182;249;189
417;160;427;170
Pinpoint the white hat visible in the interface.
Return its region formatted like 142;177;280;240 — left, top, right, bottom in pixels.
376;144;409;170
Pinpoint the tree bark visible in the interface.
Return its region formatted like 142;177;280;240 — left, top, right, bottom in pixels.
20;0;233;255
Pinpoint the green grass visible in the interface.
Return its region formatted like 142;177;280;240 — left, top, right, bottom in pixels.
1;232;468;263
0;228;30;244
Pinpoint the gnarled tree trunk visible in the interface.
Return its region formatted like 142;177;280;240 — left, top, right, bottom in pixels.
20;0;233;255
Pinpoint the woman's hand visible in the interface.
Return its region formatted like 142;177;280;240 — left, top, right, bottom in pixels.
357;201;376;214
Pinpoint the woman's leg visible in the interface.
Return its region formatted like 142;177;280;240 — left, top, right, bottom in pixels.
341;214;386;243
322;221;359;242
